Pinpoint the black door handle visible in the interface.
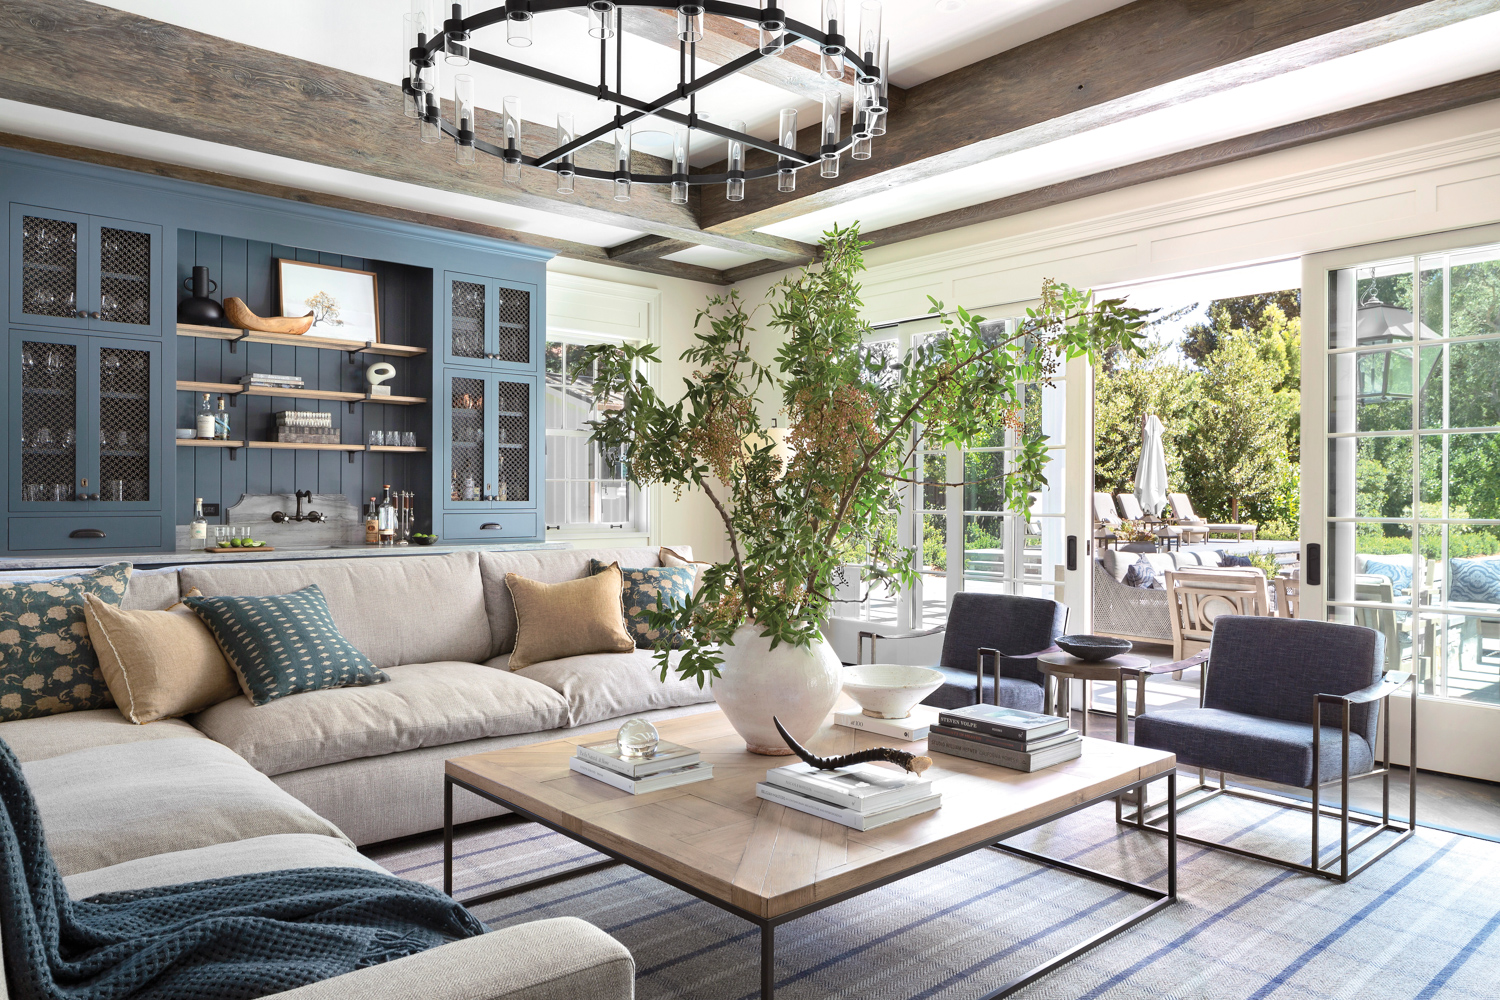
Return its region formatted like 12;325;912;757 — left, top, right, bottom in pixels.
1306;543;1321;586
1066;535;1078;572
69;528;106;539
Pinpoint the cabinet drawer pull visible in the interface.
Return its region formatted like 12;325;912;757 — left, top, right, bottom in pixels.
479;523;503;530
68;528;106;539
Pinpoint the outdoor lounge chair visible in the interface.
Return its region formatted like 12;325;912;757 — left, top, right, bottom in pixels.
1167;492;1257;541
1094;492;1121;550
1131;615;1416;882
1117;493;1184;549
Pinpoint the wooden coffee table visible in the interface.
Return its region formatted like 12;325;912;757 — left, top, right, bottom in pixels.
444;709;1178;1000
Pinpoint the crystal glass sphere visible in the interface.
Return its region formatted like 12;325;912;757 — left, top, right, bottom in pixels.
617;717;661;758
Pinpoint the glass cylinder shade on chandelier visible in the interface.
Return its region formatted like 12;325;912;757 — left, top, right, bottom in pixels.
419;59;443;143
671;126;690;205
401;14;419;117
502;96;522;182
820;90;841;179
556;112;576;194
587;0;615;38
778;108;798;193
454;73;475;163
444;2;470;65
869;38;891;136
507;0;533;46
727;118;747;202
821;0;845;80
856;1;882;84
614;125;632;202
677;3;704;43
758;0;785;55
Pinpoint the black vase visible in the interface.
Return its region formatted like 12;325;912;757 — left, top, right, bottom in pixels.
178;266;226;326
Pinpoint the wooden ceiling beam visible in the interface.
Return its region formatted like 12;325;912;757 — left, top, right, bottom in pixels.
0;131;732;285
0;0;804;265
606;235;698;262
699;0;1474;238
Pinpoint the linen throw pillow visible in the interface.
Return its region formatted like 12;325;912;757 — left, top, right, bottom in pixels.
83;590;240;724
184;585;387;706
659;546;711;592
505;564;635;670
0;562;132;722
590;559;695;649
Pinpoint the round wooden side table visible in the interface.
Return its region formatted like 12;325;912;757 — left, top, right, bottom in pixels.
1036;651;1152;744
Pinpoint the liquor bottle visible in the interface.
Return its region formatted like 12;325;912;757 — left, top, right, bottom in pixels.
378;485;396;545
215;395;230;440
191;497;208;550
365;497;380;545
196;393;215;439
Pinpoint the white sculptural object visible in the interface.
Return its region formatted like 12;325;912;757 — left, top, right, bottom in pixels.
365;361;395;397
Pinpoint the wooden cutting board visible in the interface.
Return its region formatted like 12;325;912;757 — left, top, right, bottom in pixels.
205;546;275;553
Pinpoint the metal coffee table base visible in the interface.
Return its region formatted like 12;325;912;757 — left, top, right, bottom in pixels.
444;772;1178;1000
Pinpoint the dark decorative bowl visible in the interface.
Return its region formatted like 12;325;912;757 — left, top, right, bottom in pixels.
1055;634;1133;662
413;535;438;546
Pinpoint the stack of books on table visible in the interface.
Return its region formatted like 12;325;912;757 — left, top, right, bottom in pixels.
567;739;712;794
833;704;939;742
756;761;941;830
273;410;338;444
927;705;1082;772
241;373;305;390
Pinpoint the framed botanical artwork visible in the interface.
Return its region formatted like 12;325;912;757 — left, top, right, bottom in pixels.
276;259;381;345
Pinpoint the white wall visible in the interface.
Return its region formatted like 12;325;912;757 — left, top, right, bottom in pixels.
545;256;728;562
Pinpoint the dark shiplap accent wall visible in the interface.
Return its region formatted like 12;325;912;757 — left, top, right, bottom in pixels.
174;231;434;529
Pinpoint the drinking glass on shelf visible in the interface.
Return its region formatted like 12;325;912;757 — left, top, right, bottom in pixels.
402;431;417;447
63;428;76;448
369;429;384;447
23;484;44;502
51;484;71;502
116;429;131;449
31;427;53;448
102;480;124;502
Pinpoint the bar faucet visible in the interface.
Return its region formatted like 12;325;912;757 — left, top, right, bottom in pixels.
272;490;327;523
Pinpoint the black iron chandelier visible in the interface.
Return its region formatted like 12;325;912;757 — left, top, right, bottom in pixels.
401;1;891;202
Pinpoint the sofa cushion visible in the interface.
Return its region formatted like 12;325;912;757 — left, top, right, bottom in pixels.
0;561;132;723
1134;706;1374;788
120;567;182;611
0;707;205;763
479;547;663;657
84;593;240;723
64;833;386;899
191;661;571;776
180;551;491;669
591;559;694;648
21;738;352;877
186;585;389;706
500;648;715;726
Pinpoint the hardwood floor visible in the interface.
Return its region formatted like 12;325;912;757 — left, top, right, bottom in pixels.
1074;642;1500;841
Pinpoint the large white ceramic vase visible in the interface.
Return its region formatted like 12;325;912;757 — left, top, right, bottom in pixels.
712;624;843;755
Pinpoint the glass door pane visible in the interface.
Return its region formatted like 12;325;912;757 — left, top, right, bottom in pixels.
18;339;82;504
95;225;152;328
449;375;485;501
496;379;530;503
96;344;151;503
495;285;531;364
450;279;486;361
19;213;83;324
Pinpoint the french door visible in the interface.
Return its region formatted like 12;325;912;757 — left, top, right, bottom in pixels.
1304;223;1500;781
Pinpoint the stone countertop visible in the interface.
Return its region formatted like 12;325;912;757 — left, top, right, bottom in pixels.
0;540;569;571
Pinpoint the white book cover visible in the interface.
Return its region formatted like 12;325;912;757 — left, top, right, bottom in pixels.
568;756;713;794
575;739;701;777
755;783;941;831
764;761;931;811
833;705;938;742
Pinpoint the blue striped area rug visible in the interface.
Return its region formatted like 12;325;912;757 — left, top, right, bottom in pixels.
366;783;1500;999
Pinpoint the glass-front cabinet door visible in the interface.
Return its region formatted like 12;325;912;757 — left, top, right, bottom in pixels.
443;370;536;507
9;206;161;335
443;272;535;369
9;331;160;512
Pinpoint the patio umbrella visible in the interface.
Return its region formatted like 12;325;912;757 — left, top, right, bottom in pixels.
1134;414;1168;517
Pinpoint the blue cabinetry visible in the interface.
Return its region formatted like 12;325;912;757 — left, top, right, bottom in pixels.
10;205;162;336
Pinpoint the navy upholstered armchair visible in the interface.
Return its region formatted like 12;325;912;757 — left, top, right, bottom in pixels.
1132;615;1416;882
859;593;1067;713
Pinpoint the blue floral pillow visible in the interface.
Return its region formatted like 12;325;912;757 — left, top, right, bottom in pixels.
1361;556;1413;597
589;559;694;649
1450;557;1500;605
0;562;132;722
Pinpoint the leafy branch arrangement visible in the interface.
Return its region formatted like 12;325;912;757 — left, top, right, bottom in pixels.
580;225;1148;686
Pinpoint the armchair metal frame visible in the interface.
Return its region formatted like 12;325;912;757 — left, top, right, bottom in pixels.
1124;651;1418;883
856;628;1057;706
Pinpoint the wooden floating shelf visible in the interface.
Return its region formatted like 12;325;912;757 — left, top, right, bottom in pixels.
368;445;427;453
176;380;426;406
176;323;427;358
177;439;425;454
177;438;244;448
251;441;365;451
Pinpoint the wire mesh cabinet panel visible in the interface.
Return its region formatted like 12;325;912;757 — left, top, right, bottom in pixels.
440;369;538;522
7;330;162;514
496;378;531;503
8;206;162;335
442;273;536;370
448;373;487;503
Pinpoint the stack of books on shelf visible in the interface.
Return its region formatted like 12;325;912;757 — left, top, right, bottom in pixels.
927;705;1082;772
756;761;941;830
567;739;712;794
273;410;338;444
833;704;939;742
241;373;304;390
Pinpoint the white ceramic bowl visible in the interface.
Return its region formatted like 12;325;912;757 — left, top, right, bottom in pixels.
841;664;945;719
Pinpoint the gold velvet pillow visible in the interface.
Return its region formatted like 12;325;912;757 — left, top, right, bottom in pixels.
506;564;635;670
83;590;240;724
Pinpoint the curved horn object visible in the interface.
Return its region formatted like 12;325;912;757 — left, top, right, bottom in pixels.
772;717;932;776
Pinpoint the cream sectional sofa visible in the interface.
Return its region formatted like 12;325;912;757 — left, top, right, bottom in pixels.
0;545;715;1000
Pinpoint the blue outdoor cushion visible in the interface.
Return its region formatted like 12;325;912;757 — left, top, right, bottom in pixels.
1450;556;1500;604
1360;556;1413;597
1134;706;1374;788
